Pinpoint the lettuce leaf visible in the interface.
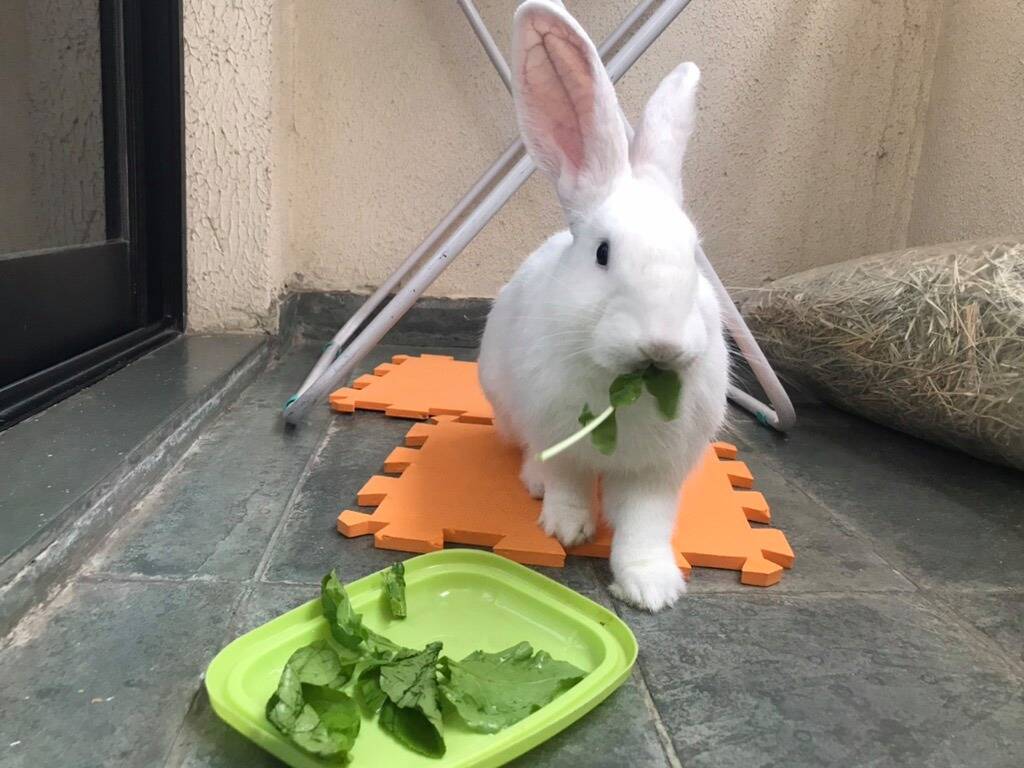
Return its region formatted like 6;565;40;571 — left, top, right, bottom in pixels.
609;371;644;407
288;686;360;757
578;403;617;455
642;365;682;419
378;642;446;757
265;642;360;758
541;365;680;460
383;562;407;618
321;570;367;650
355;664;387;714
439;642;586;734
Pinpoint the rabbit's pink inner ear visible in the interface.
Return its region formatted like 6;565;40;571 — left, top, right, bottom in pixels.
518;11;596;178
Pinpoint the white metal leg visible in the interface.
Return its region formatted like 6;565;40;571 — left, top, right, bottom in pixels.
287;138;523;408
285;0;794;433
697;245;796;430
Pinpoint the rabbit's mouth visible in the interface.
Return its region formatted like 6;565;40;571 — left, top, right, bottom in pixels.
598;351;690;378
641;346;690;370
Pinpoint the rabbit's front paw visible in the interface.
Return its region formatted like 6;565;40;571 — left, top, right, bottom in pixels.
519;456;545;499
609;557;686;612
538;498;594;547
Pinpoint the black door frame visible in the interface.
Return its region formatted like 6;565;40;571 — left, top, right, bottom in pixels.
0;0;185;429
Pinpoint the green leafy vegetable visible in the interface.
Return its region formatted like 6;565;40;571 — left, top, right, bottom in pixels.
589;407;617;454
321;570;367;650
537;404;614;462
576;403;618;454
265;642;361;758
288;686;360;757
578;403;596;426
290;640;354;687
608;371;644;407
266;664;306;732
439;642;586;734
380;699;446;758
539;364;682;461
365;628;404;660
355;664;387;713
642;365;682;419
383;562;407;618
265;570;590;760
378;642;446;757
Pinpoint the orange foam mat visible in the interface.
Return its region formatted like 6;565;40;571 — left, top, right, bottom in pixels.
329;354;493;423
338;416;794;586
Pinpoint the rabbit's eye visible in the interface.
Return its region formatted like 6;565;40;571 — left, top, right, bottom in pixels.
596;240;609;267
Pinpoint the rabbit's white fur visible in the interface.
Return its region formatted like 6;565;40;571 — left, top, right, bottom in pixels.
479;1;728;611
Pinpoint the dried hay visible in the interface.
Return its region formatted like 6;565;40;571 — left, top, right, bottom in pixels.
743;237;1024;471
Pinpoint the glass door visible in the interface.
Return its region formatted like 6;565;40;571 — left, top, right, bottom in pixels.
0;0;184;429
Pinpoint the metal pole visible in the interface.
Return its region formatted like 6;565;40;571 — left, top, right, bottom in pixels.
284;0;695;424
287;0;659;411
456;0;511;89
288;139;522;406
697;245;796;430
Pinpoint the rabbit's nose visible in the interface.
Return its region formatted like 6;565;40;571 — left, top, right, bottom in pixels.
641;339;685;365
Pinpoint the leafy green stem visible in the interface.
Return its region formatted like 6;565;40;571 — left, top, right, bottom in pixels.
536;405;615;462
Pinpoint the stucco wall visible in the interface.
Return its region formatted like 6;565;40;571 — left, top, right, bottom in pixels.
907;0;1024;245
183;0;286;332
185;0;1020;332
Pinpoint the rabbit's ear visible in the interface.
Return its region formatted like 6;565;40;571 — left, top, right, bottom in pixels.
512;1;628;221
630;62;701;206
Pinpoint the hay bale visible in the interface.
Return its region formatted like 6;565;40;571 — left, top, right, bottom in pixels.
743;237;1024;470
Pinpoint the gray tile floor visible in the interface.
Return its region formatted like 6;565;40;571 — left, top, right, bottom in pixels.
1;343;1021;768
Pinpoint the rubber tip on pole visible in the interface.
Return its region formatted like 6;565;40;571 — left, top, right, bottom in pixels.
284;395;298;411
755;411;768;426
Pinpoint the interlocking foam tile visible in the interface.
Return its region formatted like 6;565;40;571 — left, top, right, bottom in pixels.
338;416;795;586
569;443;795;586
329;354;493;423
338;416;565;567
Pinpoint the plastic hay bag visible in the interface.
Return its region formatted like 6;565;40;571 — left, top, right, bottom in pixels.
743;237;1024;471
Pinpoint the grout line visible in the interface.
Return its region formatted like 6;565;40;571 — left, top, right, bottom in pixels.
742;445;1024;675
599;579;685;768
635;664;685;768
251;417;337;583
743;446;923;585
161;685;206;768
161;582;257;768
220;582;260;649
248;577;322;588
919;592;1024;679
79;572;234;586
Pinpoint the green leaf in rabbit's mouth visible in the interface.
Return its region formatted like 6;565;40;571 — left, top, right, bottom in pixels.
538;364;681;461
642;364;682;419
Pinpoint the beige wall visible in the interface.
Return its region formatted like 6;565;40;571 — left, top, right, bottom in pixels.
286;0;941;299
184;0;279;331
183;0;1016;332
907;0;1024;245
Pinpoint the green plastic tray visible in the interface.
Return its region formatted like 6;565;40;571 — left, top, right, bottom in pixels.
205;550;637;768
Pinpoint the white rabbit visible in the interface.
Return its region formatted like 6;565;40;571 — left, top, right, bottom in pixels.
478;0;728;612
